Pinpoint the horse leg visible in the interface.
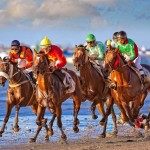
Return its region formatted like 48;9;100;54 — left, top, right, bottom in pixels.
110;107;118;135
91;101;98;120
28;105;44;142
56;106;67;140
0;102;13;137
48;114;56;136
30;103;38;115
13;105;20;132
96;100;105;126
117;103;129;123
122;101;134;122
72;98;81;133
40;108;49;141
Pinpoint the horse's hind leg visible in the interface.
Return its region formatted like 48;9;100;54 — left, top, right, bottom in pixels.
13;105;20;132
48;114;56;136
56;106;66;140
72;97;81;133
0;102;13;137
29;105;44;142
30;103;38;115
96;100;105;126
91;101;98;120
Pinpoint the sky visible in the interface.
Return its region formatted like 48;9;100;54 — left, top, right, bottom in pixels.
0;0;150;48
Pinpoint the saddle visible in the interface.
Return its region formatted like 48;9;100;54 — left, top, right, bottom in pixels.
53;69;75;94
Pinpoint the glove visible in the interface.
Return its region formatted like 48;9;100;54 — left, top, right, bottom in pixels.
18;59;26;68
124;55;130;61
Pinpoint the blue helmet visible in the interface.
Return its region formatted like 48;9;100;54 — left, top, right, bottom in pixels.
11;40;20;47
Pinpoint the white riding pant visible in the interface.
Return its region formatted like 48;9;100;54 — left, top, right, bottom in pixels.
133;55;142;70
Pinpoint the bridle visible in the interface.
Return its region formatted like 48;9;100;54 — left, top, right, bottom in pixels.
0;61;29;87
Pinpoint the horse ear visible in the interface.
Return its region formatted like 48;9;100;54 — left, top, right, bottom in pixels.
75;45;77;48
34;49;38;54
0;57;2;62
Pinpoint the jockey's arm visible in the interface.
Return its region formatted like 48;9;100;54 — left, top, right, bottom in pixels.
129;44;136;61
55;49;67;69
25;48;33;69
96;43;105;60
9;50;18;63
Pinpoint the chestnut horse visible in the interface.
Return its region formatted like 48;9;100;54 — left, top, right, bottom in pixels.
73;45;117;137
0;57;47;138
30;51;83;142
103;49;148;123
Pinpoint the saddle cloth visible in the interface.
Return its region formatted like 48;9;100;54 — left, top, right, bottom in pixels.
61;69;75;94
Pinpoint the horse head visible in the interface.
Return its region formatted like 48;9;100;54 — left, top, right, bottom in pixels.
103;49;126;75
73;45;88;71
0;57;19;86
33;50;49;78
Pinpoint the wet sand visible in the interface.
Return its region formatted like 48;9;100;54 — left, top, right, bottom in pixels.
1;132;150;150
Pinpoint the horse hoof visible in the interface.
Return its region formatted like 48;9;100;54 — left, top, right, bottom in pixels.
92;115;98;120
0;133;2;137
108;131;118;137
61;134;67;140
44;136;49;141
13;127;20;132
77;119;80;125
48;130;54;136
73;127;79;133
99;121;105;126
28;138;36;143
97;134;106;138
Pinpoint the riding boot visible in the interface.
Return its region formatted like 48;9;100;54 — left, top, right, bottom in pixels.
139;69;145;84
29;72;37;84
53;70;69;90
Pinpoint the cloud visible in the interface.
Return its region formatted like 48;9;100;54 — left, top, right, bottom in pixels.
0;0;116;28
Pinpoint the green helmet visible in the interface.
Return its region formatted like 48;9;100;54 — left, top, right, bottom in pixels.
86;34;96;42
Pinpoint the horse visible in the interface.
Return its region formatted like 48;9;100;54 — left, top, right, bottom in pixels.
73;45;117;137
29;50;83;142
0;57;50;138
103;49;148;123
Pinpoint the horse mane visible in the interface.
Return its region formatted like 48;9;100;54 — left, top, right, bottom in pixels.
77;44;84;48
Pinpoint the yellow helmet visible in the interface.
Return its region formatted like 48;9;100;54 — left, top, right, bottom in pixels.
106;40;111;46
40;36;52;48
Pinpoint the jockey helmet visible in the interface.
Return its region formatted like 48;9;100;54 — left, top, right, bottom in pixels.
11;40;20;47
86;34;96;42
106;40;111;46
117;31;127;38
40;36;52;48
113;32;118;40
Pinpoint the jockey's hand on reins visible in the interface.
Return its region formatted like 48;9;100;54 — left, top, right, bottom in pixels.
49;66;56;73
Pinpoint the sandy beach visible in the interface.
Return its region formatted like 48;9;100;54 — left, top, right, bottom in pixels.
1;132;150;150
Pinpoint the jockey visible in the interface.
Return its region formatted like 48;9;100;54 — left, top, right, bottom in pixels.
39;36;69;87
111;32;118;48
9;40;35;83
85;34;105;66
115;31;145;80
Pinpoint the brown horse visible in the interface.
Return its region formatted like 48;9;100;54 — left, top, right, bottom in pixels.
73;45;117;137
0;57;43;137
103;49;148;123
29;51;83;142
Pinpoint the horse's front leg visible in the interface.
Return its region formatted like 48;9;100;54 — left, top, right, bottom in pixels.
48;114;56;136
13;105;20;132
122;101;134;123
29;105;44;142
56;105;67;140
91;101;98;120
0;102;13;137
73;98;81;133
